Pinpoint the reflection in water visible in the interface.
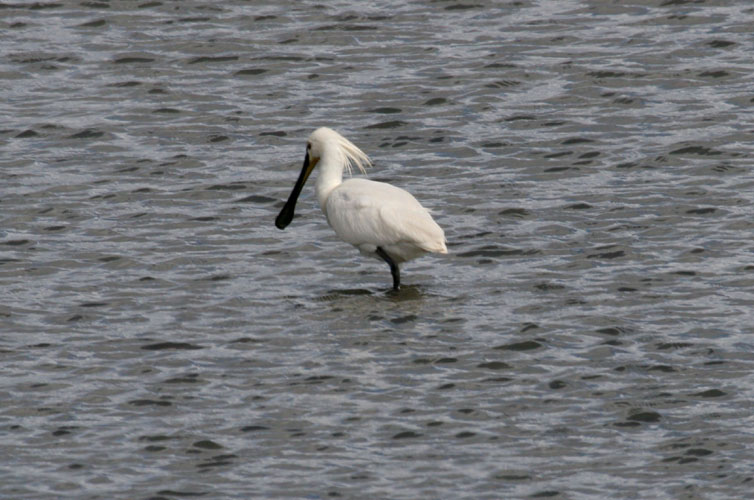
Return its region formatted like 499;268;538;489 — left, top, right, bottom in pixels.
318;288;374;300
316;284;430;302
384;284;428;302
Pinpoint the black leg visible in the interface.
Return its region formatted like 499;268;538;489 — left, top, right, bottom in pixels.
375;247;400;290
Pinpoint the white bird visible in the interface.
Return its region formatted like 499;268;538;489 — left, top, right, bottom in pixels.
275;127;447;290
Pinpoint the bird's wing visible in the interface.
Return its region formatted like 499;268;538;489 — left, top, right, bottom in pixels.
377;203;447;253
326;179;445;252
325;185;389;245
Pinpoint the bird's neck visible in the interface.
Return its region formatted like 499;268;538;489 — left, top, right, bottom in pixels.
315;154;343;212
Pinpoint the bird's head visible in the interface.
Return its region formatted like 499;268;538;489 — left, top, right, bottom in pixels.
275;128;370;230
307;127;370;176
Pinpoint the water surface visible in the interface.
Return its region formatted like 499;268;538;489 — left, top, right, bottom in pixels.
2;1;754;498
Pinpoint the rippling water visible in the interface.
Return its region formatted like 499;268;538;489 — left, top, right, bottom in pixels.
2;1;754;498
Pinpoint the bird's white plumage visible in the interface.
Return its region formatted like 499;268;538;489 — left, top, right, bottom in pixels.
325;178;446;263
276;126;446;288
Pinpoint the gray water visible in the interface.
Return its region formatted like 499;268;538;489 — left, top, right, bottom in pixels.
2;1;754;498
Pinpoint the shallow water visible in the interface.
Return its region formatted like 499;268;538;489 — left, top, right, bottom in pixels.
2;1;754;498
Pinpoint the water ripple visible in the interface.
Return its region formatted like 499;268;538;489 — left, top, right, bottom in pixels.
2;1;754;499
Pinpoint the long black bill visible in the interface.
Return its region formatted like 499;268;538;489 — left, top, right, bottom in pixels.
275;154;313;230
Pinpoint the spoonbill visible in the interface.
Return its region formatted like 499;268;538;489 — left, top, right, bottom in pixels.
275;127;447;290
